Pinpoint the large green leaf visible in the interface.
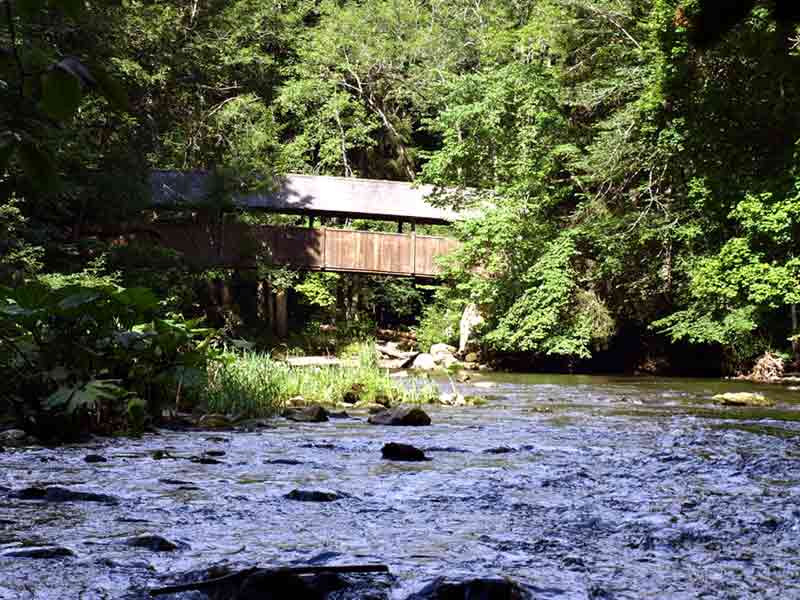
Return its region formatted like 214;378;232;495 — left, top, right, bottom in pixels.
40;67;83;121
114;287;158;311
45;379;125;414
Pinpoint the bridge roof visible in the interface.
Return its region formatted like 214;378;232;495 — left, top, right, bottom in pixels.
150;170;465;224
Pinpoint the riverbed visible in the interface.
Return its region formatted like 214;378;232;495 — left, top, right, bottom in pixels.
3;374;800;599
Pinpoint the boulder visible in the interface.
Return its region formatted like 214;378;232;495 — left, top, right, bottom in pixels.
122;534;186;552
198;414;234;429
0;429;34;447
412;353;438;370
465;352;479;364
368;405;432;426
11;486;118;504
439;354;461;370
284;489;344;502
342;384;365;404
84;454;107;463
439;393;467;406
2;546;75;559
406;577;531;600
712;392;775;407
283;405;329;423
430;343;457;356
382;442;429;462
459;303;485;355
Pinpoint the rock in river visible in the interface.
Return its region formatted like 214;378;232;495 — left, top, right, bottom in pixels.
412;353;438;371
122;534;186;552
712;392;775;407
84;454;108;463
406;577;531;600
2;546;75;559
197;414;234;429
283;404;329;423
368;405;431;427
382;442;429;462
285;489;344;502
10;486;118;504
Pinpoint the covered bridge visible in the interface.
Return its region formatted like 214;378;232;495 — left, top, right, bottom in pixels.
148;171;466;278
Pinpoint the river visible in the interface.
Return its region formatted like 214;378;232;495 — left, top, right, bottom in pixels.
2;374;800;599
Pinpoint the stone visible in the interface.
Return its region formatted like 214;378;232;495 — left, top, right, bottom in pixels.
84;454;107;463
412;353;438;370
440;354;461;369
459;303;485;355
283;404;329;423
456;372;471;383
191;456;223;465
285;489;344;502
204;449;226;457
0;429;32;447
342;384;365;404
288;396;307;407
11;486;118;504
122;534;185;552
406;577;532;600
712;392;775;407
465;352;479;363
382;442;429;462
198;414;234;429
368;405;432;426
430;343;457;356
439;393;466;406
2;546;75;559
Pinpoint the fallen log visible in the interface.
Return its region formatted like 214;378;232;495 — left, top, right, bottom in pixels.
149;564;390;596
375;344;415;360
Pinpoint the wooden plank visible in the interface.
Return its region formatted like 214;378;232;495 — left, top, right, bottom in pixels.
149;222;456;277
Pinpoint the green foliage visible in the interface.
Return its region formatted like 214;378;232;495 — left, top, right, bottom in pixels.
0;280;218;438
416;301;462;353
206;344;410;417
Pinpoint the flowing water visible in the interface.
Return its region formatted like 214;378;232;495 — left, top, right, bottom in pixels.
3;374;800;599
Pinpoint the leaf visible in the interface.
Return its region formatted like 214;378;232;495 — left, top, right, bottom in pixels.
17;139;57;187
57;289;101;310
15;0;46;20
56;57;95;86
114;287;158;310
90;64;129;112
40;66;83;121
0;132;17;171
45;379;125;414
52;0;85;20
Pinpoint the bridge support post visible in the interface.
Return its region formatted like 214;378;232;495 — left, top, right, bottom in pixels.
275;289;288;338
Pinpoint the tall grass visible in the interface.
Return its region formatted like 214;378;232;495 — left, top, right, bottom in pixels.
205;342;437;417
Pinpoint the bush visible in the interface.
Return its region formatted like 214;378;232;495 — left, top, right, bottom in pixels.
205;343;427;417
0;281;218;439
415;301;462;353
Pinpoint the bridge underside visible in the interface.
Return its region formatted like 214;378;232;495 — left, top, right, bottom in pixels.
140;223;458;278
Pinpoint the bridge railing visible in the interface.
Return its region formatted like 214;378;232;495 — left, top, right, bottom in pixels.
146;223;458;278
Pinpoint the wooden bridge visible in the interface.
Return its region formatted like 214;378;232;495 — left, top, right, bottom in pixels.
149;222;458;278
148;171;466;278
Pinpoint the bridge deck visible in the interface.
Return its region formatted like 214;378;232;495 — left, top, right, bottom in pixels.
149;223;458;278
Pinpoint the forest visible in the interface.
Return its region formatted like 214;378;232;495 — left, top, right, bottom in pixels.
2;0;800;430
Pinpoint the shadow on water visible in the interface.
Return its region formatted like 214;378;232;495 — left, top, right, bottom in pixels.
1;374;800;599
